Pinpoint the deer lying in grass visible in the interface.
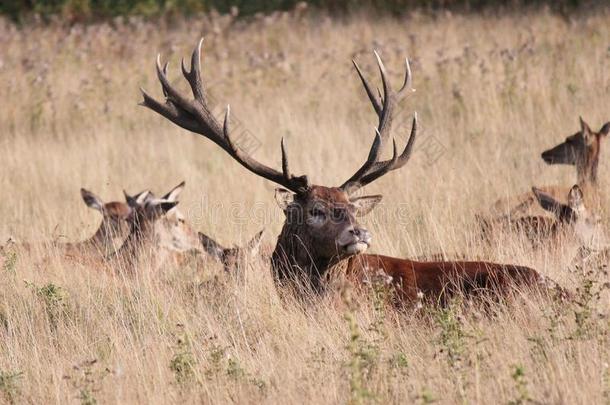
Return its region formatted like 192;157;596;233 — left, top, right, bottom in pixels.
64;188;136;257
109;182;202;273
149;181;203;257
491;117;609;218
199;230;265;275
1;188;142;260
140;39;566;304
480;185;605;250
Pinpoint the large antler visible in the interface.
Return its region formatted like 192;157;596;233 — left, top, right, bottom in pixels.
140;39;309;194
340;52;417;195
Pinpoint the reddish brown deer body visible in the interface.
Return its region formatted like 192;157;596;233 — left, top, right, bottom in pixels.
63;188;135;257
3;188;138;259
141;39;559;302
344;254;552;304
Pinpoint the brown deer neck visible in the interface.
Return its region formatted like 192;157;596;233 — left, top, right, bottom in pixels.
271;223;346;292
577;146;600;186
112;219;155;264
85;222;125;255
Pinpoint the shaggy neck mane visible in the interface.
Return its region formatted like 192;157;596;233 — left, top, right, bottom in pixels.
271;218;345;292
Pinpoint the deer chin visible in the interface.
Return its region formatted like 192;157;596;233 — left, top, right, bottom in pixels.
342;241;369;255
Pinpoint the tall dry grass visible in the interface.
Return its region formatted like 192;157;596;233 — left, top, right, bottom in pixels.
0;8;609;404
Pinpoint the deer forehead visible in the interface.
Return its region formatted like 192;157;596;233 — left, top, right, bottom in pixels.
304;186;352;205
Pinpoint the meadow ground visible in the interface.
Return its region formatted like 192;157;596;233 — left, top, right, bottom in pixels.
0;8;609;404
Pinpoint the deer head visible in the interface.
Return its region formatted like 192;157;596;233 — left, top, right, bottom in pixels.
123;190;176;241
532;185;606;249
140;39;417;290
80;188;136;250
151;181;202;254
541;117;610;184
113;188;180;269
199;229;264;274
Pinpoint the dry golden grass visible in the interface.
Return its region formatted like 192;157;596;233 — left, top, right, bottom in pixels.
1;8;610;404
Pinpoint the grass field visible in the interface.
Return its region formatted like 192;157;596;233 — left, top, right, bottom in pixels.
1;8;609;404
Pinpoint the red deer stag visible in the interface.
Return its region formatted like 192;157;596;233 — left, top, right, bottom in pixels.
491;117;609;218
140;39;563;303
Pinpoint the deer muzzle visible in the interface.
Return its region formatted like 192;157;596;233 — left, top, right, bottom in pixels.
338;226;372;255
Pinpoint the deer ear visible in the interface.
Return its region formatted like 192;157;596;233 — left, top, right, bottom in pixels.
162;181;185;202
532;187;568;219
274;188;294;212
125;190;151;207
351;195;383;217
579;116;592;132
159;201;178;213
124;191;137;208
198;232;225;260
80;189;104;212
568;185;585;211
599;122;610;137
246;229;264;256
580;116;594;142
137;191;153;206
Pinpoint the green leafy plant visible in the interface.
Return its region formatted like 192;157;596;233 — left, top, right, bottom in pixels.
64;359;111;405
508;365;531;405
170;336;198;385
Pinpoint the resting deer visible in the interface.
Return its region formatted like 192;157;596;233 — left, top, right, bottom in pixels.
480;185;605;250
149;181;203;257
2;188;140;259
491;117;610;218
64;188;136;256
199;230;265;275
140;39;566;303
110;182;202;273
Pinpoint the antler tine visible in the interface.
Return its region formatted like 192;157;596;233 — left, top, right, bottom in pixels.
340;129;383;191
397;58;413;98
341;51;416;194
141;39;309;195
357;137;399;186
223;106;309;193
181;38;207;103
281;138;291;179
155;55;196;115
352;59;382;116
356;113;418;187
373;51;390;107
139;87;202;134
161;61;169;98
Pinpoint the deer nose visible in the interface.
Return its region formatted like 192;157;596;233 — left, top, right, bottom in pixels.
350;227;371;244
541;150;554;164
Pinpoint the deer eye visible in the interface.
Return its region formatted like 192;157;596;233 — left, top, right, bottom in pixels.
332;208;347;221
